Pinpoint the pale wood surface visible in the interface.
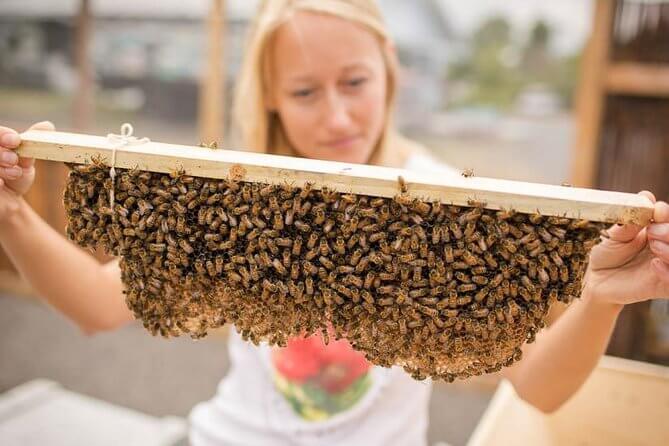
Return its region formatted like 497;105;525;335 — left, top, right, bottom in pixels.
571;0;615;189
73;0;93;130
18;129;654;224
606;62;669;97
198;0;226;144
468;356;669;446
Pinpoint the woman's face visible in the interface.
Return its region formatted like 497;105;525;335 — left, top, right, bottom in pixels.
268;11;389;164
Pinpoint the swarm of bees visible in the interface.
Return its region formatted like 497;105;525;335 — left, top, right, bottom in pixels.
63;162;605;381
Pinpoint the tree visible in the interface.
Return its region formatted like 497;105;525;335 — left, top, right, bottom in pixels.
448;16;523;108
521;20;553;77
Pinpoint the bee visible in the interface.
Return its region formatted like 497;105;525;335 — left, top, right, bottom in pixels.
474;287;489;302
304;232;318;250
285;260;300;280
293;220;311;233
500;239;517;254
363;271;375;290
519;232;537;245
472;275;489;286
442;245;454;264
396;175;408;194
178;239;194;254
462;250;479;266
480;252;497;269
537;267;550;286
149;243;166;253
301;277;314;296
413;201;431;216
199;141;219;149
319;256;335;271
452;261;469;270
299;246;316;262
457;283;477;293
287;235;302;256
449;222;463;240
319;238;331;256
303;261;318;276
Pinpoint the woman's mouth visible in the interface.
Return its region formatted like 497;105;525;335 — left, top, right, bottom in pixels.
323;135;362;150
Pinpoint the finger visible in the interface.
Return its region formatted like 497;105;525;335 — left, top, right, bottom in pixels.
17;156;34;170
27;121;55;132
606;223;644;243
638;190;656;204
0;166;23;180
0;148;19;167
649;240;669;263
17;121;53;169
653;201;669;224
0;127;21;149
647;202;669;243
590;227;648;269
651;258;669;284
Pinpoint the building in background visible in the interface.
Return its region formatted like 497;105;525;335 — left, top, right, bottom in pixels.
0;0;453;131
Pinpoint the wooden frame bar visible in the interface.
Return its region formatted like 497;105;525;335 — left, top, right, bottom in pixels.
606;63;669;98
18;129;654;225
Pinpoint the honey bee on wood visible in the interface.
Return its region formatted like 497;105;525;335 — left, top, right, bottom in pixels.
461;168;474;178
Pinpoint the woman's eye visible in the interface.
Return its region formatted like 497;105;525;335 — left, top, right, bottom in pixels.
292;88;314;98
346;77;367;88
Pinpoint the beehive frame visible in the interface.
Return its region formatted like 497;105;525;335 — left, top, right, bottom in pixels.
18;129;654;225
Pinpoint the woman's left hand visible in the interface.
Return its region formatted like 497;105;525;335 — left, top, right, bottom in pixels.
584;191;669;308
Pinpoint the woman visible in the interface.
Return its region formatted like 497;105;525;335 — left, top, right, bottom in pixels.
1;1;668;445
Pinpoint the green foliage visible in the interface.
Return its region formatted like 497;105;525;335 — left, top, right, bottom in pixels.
447;17;581;110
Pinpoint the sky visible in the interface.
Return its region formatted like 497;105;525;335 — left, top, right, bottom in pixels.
437;0;595;54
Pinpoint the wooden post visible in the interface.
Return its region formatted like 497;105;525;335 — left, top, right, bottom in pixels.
198;0;226;146
73;0;93;131
570;0;616;188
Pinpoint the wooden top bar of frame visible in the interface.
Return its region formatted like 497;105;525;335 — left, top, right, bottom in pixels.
18;130;654;225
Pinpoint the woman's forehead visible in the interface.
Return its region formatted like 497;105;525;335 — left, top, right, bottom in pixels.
271;11;384;81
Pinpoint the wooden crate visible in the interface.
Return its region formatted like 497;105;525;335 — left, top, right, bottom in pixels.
467;356;669;446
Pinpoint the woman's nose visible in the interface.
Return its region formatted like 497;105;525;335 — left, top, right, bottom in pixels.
323;90;353;130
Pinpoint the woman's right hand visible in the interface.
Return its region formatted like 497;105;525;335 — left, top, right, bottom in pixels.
0;121;54;222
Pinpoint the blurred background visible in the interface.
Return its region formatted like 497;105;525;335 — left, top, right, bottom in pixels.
0;1;668;445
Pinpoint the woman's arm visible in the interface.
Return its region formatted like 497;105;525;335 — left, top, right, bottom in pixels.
503;194;669;412
0;193;133;335
503;292;622;412
0;122;133;335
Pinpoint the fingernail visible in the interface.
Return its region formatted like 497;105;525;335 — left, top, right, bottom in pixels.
648;224;669;237
1;151;18;164
1;133;20;147
4;166;22;179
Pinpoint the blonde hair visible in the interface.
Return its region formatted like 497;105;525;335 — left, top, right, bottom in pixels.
232;0;419;168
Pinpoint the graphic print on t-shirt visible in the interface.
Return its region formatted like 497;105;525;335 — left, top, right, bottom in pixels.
271;332;372;421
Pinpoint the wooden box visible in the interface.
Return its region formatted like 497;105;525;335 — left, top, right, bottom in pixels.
468;356;669;446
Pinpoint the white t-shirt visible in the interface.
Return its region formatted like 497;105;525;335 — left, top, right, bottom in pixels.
189;153;459;446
